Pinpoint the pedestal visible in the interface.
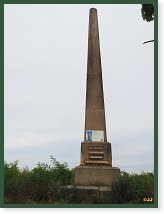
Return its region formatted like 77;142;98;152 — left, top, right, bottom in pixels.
74;165;120;186
80;141;112;166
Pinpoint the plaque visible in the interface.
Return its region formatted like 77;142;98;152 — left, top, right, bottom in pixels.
86;130;104;142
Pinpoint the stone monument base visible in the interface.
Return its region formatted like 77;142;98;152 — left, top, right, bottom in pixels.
74;165;120;186
65;185;111;203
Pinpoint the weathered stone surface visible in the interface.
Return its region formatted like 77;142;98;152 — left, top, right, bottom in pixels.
99;186;111;203
64;185;111;203
74;165;120;186
74;8;120;188
84;8;107;142
81;8;112;166
80;141;112;166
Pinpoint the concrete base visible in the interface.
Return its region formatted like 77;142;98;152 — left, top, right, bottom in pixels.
66;185;111;203
74;165;120;186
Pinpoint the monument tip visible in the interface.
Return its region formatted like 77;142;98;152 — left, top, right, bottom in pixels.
90;8;97;12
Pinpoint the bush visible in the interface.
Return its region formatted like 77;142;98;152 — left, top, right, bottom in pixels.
4;161;21;203
109;171;154;204
4;160;154;204
4;157;74;204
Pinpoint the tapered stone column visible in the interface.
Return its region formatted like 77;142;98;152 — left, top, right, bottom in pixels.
74;8;120;187
84;8;107;142
81;8;112;167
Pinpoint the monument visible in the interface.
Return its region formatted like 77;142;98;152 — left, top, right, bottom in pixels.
74;8;120;187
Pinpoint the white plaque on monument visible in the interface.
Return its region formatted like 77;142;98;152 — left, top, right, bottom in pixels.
92;130;104;142
86;130;104;142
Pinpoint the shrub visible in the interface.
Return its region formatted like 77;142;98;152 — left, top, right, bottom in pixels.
4;157;74;204
4;159;154;204
4;161;21;203
109;171;154;204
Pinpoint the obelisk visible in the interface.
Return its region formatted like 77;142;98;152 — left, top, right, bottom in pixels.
84;7;107;142
81;8;112;166
74;8;120;187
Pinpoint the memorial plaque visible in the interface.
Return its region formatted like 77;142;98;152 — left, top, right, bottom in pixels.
92;131;104;142
86;130;104;142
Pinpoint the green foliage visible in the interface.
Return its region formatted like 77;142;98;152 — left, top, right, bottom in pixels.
4;157;74;204
109;171;154;204
4;161;21;203
108;172;134;203
49;156;74;186
141;4;154;22
4;159;154;204
56;187;99;204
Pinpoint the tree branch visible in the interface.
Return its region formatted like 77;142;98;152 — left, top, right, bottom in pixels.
143;40;154;44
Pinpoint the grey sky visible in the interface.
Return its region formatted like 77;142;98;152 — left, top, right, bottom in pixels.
4;4;154;172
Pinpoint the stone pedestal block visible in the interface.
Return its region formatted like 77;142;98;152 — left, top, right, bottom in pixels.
74;165;120;186
80;142;112;166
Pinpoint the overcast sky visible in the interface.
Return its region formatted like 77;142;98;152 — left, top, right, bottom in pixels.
4;4;154;173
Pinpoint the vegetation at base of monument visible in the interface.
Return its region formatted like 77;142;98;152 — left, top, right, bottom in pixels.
4;156;75;204
4;158;154;204
109;171;154;204
4;157;98;204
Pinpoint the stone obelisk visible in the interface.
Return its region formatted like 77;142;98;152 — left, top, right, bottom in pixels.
84;7;107;142
81;8;112;167
74;8;120;187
